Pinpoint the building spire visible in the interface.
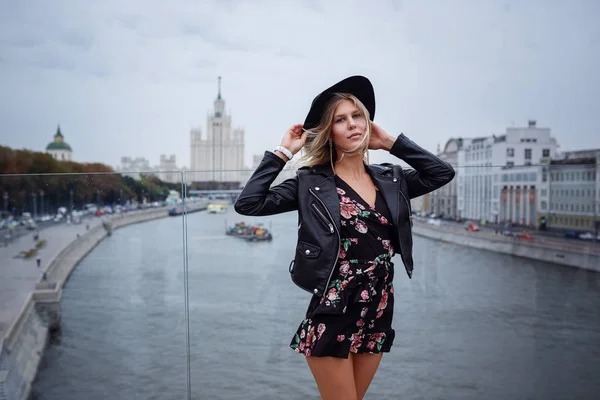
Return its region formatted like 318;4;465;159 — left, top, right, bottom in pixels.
217;76;222;100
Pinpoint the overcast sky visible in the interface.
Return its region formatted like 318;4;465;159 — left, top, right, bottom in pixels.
1;0;599;171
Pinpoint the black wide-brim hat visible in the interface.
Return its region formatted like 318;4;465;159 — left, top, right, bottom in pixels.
302;75;375;131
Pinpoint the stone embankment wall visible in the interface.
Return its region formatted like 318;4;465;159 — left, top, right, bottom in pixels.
0;208;172;400
412;222;600;273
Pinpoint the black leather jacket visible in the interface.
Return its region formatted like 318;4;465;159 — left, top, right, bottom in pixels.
234;133;455;297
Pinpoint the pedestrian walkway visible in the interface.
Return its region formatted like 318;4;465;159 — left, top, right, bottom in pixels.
0;219;101;341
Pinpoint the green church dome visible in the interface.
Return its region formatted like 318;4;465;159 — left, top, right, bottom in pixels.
46;141;72;151
46;125;72;152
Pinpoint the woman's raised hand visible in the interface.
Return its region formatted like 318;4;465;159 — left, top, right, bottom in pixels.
369;122;396;151
280;123;308;156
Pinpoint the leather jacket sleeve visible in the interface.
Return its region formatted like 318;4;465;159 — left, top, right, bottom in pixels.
234;151;299;216
390;133;456;199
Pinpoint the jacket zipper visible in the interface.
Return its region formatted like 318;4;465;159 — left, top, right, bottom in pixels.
309;188;340;296
389;176;410;271
395;183;405;258
395;181;413;276
311;203;334;233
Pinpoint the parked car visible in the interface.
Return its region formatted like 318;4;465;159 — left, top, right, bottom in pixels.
465;222;480;231
518;233;534;240
579;232;600;240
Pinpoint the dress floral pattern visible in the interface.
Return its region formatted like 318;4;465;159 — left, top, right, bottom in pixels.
290;176;396;358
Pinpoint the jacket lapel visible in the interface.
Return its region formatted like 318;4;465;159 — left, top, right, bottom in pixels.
309;165;341;231
367;165;400;228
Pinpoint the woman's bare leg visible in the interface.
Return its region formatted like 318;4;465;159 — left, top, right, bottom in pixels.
306;353;358;400
352;353;384;400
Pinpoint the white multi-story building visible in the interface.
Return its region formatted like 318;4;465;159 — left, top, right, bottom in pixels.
498;165;539;226
189;77;245;184
117;154;182;183
539;150;600;233
457;120;559;223
429;138;469;218
155;154;179;184
117;156;152;180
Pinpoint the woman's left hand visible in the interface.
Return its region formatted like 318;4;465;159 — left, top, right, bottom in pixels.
369;122;396;151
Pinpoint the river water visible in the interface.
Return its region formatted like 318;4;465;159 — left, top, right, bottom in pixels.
31;208;600;399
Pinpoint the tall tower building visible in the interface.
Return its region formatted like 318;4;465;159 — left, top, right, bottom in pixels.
190;77;245;184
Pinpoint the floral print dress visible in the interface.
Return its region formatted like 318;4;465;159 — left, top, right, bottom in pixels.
290;175;396;358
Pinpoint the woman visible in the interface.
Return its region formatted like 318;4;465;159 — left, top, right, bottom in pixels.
234;76;455;400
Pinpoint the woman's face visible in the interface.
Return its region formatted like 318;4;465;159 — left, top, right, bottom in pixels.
330;99;368;154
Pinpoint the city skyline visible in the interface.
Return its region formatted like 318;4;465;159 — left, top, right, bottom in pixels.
1;1;599;170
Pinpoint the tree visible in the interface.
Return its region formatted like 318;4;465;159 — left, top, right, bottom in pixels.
0;145;182;215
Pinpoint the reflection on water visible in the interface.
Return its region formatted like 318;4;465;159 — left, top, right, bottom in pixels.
32;208;600;400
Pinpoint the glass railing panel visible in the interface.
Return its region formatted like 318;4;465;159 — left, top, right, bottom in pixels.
185;161;599;399
184;166;314;399
0;171;190;400
408;164;599;399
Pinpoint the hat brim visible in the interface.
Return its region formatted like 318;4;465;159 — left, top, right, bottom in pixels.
302;75;375;131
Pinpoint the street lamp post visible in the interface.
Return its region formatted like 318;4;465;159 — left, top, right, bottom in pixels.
32;192;37;218
593;191;598;245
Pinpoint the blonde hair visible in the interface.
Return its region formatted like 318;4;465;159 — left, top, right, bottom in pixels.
298;93;371;172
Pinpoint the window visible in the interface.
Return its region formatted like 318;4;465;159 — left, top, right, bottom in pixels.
507;148;514;157
506;161;514;168
542;149;550;157
524;149;532;159
542;167;547;182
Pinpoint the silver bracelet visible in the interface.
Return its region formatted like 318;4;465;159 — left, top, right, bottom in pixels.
274;145;293;160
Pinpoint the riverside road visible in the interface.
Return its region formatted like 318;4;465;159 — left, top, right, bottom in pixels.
419;218;600;254
0;216;102;341
27;207;600;400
